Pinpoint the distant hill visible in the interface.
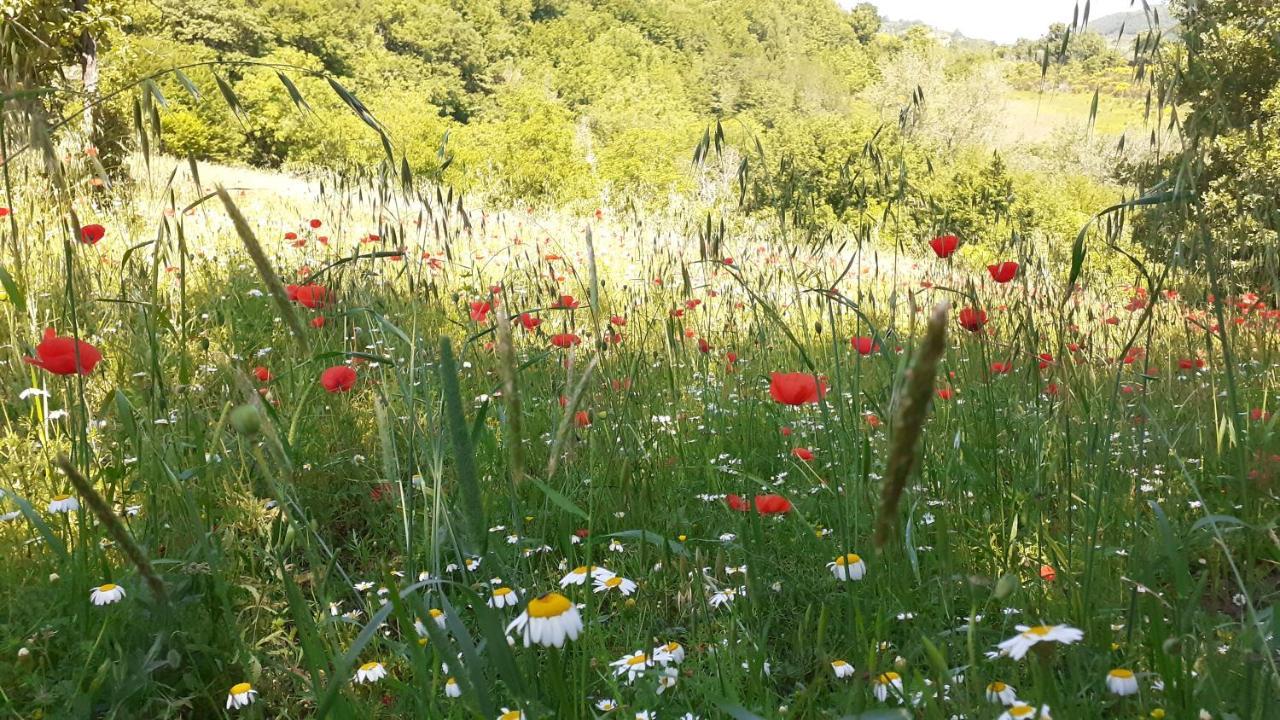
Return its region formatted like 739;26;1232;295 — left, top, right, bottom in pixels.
880;18;997;50
1089;4;1178;41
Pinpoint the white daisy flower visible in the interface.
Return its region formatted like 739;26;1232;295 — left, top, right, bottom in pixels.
873;671;904;702
998;702;1051;720
444;677;461;697
488;586;519;608
593;574;637;596
1105;668;1139;696
596;698;619;711
654;641;685;665
610;650;654;683
657;666;679;694
497;709;525;720
90;583;125;605
505;592;583;648
828;553;866;581
831;659;855;678
995;625;1083;660
986;681;1017;704
226;682;257;710
353;661;387;684
48;494;79;513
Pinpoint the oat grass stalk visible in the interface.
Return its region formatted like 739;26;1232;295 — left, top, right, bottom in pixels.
55;454;170;609
875;301;949;550
215;186;307;347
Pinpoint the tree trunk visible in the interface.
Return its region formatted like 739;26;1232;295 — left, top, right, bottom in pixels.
74;0;98;147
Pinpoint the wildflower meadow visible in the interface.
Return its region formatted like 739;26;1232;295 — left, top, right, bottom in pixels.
1;0;1277;718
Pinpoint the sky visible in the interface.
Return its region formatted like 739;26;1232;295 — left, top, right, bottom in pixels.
842;0;1146;44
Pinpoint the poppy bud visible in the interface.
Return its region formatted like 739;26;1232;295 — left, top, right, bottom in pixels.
230;405;263;435
994;572;1019;600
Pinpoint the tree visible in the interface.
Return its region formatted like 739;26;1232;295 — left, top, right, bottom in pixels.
846;2;880;45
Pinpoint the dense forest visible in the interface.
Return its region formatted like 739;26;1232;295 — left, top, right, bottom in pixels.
5;0;1278;278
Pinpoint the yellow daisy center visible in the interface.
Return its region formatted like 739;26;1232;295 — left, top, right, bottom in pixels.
989;681;1007;691
493;587;512;596
527;592;572;618
664;642;681;652
836;553;861;565
1010;705;1034;718
359;662;380;672
446;677;457;686
53;494;70;502
429;608;443;618
1109;668;1134;679
571;565;588;574
98;583;118;592
499;712;522;720
230;682;252;695
1024;625;1053;636
876;671;899;683
833;660;848;667
626;653;648;666
604;576;622;588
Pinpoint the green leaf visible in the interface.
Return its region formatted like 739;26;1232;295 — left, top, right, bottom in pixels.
1;488;68;560
527;476;589;521
0;265;25;309
276;72;312;112
213;73;247;125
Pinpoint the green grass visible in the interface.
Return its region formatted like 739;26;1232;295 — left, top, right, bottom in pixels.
0;153;1276;720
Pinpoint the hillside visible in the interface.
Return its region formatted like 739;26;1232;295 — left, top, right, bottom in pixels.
1089;3;1178;41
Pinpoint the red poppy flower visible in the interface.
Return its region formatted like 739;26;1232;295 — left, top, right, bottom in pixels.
754;494;792;515
864;412;881;429
928;234;959;258
311;316;326;328
519;313;542;330
287;283;331;309
936;388;953;401
1039;564;1057;582
1250;408;1272;422
253;366;273;382
722;257;734;265
309;219;322;229
24;328;102;375
791;447;814;462
0;207;9;217
726;494;750;512
575;410;591;427
554;295;580;310
990;361;1012;374
285;231;298;241
726;352;738;364
769;372;827;405
550;333;582;348
79;224;106;245
851;336;879;356
685;299;702;310
320;365;357;393
469;301;491;323
1037;353;1054;370
957;308;987;332
987;262;1018;283
610;315;627;326
575;528;590;538
1045;382;1060;397
698;338;711;354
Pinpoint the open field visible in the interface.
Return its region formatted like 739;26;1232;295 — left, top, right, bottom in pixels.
0;154;1276;719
